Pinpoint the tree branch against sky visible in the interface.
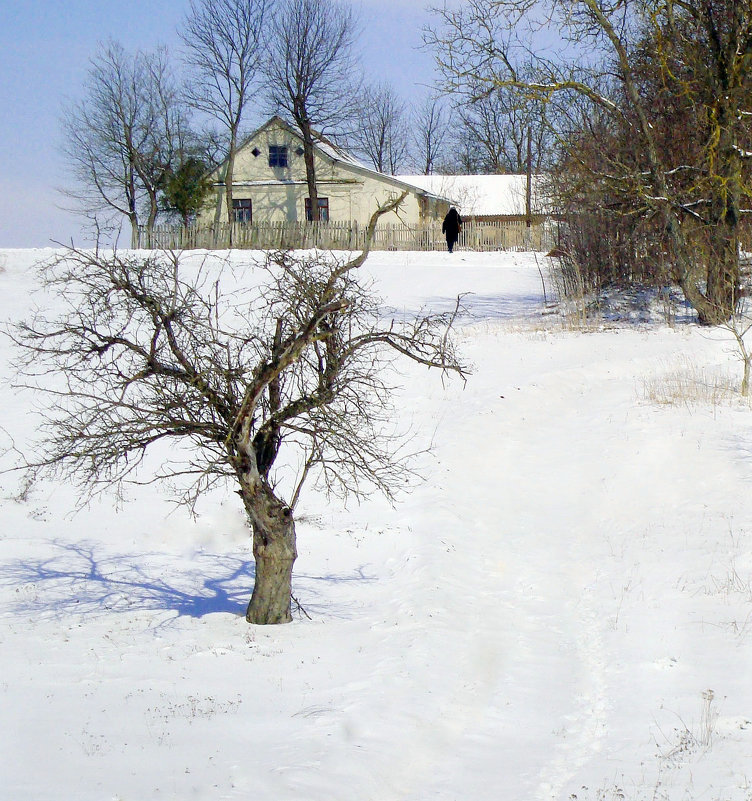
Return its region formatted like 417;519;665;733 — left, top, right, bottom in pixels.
264;0;361;220
180;0;271;231
412;95;452;175
350;82;410;174
2;1;440;247
61;41;185;247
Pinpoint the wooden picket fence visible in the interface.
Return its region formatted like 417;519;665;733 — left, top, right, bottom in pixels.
138;218;557;252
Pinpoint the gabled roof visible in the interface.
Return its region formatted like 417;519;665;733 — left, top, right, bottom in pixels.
234;116;453;203
244;115;371;172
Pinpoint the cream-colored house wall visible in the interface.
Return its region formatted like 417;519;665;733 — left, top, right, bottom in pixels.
199;118;447;227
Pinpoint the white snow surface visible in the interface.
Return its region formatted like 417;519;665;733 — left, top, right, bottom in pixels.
1;247;752;800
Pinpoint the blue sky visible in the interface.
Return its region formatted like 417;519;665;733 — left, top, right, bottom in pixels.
0;1;439;248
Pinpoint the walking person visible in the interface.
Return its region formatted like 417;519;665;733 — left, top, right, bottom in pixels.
442;207;462;253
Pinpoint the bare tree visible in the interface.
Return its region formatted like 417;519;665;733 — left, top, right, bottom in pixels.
180;0;271;231
351;83;411;174
427;0;752;324
9;196;467;625
455;90;552;174
61;41;186;247
264;0;360;220
411;96;452;174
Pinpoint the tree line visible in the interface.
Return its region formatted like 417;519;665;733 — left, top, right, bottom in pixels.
64;0;749;323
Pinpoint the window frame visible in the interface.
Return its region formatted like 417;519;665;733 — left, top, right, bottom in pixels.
305;196;330;222
232;198;252;223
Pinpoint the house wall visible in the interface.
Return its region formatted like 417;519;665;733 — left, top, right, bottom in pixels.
199;121;443;227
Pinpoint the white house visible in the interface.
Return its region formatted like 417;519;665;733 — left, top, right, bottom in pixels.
200;116;453;227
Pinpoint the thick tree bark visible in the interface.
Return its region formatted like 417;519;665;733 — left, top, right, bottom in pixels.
702;226;739;325
240;474;297;624
247;524;296;624
676;117;741;326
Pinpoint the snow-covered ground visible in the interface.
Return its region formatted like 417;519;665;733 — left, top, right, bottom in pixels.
1;247;752;801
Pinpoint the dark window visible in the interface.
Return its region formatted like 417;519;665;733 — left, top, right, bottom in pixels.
251;147;261;158
269;145;288;168
305;197;330;221
232;198;252;223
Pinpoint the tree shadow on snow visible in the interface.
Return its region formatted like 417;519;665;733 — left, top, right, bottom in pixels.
0;540;378;624
0;540;252;621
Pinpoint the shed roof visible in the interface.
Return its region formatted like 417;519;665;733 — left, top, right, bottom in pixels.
395;174;550;217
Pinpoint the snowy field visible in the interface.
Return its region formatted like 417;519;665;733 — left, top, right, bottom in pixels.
1;247;752;801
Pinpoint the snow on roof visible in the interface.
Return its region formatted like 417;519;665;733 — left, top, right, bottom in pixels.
312;138;454;202
314;135;372;172
395;174;549;217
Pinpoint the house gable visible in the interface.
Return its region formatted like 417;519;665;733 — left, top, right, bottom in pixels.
202;116;451;226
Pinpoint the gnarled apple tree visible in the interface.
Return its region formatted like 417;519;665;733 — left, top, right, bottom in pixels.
10;202;467;624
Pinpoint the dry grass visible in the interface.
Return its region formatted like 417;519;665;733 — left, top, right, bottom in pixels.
641;360;751;408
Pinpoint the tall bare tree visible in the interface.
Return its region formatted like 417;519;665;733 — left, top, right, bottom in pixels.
351;83;410;174
10;196;466;625
264;0;360;220
61;41;185;247
412;95;451;174
427;0;752;324
455;90;552;174
180;0;271;230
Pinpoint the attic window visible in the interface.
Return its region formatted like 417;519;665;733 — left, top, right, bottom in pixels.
269;145;288;168
251;147;261;157
295;146;304;156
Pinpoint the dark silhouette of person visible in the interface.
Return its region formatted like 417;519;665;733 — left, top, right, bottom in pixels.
442;207;462;253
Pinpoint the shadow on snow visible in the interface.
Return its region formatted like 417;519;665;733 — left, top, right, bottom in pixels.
0;539;378;625
384;292;547;323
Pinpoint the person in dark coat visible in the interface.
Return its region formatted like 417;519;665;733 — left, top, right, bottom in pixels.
442;207;462;253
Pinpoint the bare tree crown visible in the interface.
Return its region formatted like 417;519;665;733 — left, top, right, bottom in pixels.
10;237;466;510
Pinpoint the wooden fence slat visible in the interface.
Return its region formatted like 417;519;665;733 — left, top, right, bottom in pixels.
140;219;557;253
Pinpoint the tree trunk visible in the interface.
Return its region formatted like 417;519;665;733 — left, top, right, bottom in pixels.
225;148;236;246
701;225;739;325
129;213;139;249
240;475;297;624
300;119;319;221
145;189;158;250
